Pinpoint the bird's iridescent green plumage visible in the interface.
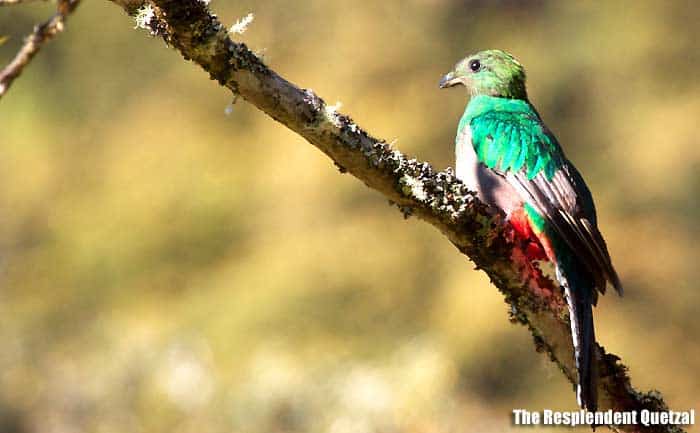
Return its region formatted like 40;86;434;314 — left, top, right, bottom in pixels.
447;50;528;99
441;49;623;412
457;95;565;180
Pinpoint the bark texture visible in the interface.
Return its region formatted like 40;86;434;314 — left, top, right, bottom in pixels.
13;1;676;431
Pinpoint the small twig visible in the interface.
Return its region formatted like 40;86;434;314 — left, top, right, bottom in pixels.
0;0;48;6
0;0;81;99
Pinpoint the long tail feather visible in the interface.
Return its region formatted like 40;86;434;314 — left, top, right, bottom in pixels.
557;265;598;411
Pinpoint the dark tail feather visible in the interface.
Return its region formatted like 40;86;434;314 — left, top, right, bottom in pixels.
558;266;598;411
575;292;597;411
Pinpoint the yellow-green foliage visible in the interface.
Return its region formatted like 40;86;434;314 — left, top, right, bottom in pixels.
0;1;698;432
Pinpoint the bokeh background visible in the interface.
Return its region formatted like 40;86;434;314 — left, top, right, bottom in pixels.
1;1;698;432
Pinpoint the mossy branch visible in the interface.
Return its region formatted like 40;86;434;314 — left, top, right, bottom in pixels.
33;1;681;431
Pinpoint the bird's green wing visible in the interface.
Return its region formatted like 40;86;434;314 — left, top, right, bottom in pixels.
469;106;564;180
469;102;622;295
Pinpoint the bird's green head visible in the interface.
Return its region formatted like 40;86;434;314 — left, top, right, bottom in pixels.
439;49;527;100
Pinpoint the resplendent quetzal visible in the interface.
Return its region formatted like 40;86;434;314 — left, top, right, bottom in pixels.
439;50;623;411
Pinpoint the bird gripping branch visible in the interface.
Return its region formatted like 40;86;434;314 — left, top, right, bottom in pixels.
440;49;623;411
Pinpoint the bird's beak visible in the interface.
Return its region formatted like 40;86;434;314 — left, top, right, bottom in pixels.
439;71;461;89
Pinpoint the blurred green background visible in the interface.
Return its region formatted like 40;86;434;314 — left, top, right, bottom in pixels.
1;1;698;432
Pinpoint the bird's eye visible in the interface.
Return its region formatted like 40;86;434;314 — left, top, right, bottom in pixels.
469;59;481;72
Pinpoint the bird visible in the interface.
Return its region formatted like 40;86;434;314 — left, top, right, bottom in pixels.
439;49;622;411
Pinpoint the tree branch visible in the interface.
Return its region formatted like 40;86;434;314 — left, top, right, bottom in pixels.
0;0;80;98
0;1;656;431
